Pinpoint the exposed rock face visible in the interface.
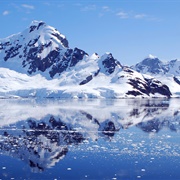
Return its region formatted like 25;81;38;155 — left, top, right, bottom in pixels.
119;67;171;97
49;47;88;78
126;76;171;97
100;53;122;75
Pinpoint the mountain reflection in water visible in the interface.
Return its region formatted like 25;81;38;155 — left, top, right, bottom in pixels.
0;98;179;179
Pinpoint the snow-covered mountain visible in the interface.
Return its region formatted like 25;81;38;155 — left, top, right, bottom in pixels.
131;55;180;96
131;55;167;74
0;20;87;78
131;54;180;75
0;21;172;98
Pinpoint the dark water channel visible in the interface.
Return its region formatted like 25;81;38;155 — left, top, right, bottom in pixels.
0;98;179;180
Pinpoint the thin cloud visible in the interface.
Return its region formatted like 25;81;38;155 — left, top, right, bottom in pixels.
116;11;129;19
57;4;64;8
102;6;110;11
98;12;104;17
134;14;147;19
43;2;51;6
22;17;28;21
21;4;35;10
74;3;82;7
147;16;162;22
81;5;96;12
116;10;154;21
2;10;10;16
10;3;21;11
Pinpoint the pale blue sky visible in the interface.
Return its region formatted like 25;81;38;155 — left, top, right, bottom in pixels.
1;0;180;65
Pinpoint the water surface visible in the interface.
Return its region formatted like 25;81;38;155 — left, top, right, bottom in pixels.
0;98;179;179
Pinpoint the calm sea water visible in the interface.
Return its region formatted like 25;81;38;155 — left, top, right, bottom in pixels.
0;98;179;180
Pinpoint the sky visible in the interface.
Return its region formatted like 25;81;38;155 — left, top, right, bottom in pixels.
0;0;180;66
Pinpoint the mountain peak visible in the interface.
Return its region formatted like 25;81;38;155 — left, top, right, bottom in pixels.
27;20;69;48
30;20;45;26
28;20;46;32
146;54;157;59
99;52;122;75
131;55;166;74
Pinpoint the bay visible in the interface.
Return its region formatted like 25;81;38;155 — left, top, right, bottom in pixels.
0;98;179;180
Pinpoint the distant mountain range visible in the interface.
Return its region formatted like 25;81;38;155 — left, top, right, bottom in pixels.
131;54;180;75
131;55;180;96
0;20;179;98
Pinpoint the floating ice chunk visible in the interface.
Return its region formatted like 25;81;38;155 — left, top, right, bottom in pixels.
151;129;156;132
